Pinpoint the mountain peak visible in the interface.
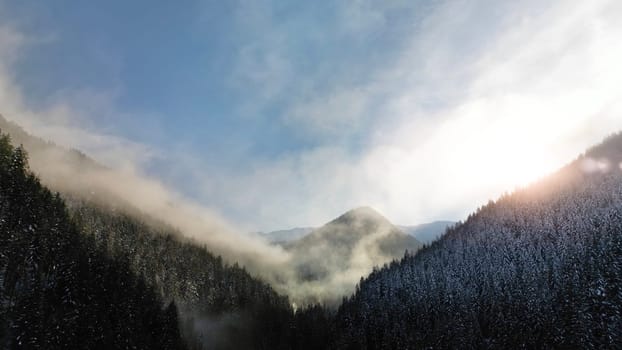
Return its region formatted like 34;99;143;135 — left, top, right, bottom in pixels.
346;206;381;216
333;206;388;225
284;206;422;300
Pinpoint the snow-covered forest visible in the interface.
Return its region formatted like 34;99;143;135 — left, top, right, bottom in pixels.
0;127;322;349
331;133;622;349
0;134;185;348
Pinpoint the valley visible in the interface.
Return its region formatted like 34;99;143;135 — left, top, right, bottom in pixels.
1;1;621;348
2;116;622;349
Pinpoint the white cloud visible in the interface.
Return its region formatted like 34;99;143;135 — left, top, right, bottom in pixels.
373;0;622;221
285;87;371;135
6;0;619;233
0;22;290;278
201;0;622;230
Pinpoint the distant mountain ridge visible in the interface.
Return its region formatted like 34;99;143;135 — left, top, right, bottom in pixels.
261;219;452;245
258;227;315;244
399;221;455;245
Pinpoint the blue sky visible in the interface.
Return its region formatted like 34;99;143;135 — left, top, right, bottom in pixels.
1;0;622;231
5;1;411;154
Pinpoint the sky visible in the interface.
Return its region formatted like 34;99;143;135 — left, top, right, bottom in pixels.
1;0;622;232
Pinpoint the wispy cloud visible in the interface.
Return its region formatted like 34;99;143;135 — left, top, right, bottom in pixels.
0;22;290;275
206;0;622;229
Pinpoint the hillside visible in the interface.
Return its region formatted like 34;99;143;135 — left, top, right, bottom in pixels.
69;199;293;349
0;133;186;349
284;207;422;304
0;116;296;349
286;207;421;258
331;132;622;349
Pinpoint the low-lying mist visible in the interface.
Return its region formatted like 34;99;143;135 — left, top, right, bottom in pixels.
0;115;411;305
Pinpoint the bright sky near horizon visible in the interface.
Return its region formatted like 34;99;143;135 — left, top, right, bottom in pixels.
1;0;622;231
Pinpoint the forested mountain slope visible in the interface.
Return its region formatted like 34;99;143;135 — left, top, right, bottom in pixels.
286;207;421;277
69;199;293;349
0;116;296;349
0;134;185;349
284;207;421;305
332;133;622;349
